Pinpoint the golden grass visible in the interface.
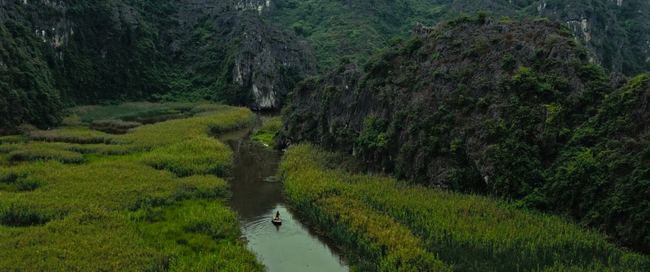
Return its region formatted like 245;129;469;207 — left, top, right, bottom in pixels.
279;144;650;271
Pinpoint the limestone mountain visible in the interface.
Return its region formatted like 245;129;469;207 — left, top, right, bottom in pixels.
278;15;650;253
0;0;314;134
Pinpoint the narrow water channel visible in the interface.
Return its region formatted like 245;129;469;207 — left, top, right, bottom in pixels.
218;114;349;272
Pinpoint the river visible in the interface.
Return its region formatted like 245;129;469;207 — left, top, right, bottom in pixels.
218;114;349;272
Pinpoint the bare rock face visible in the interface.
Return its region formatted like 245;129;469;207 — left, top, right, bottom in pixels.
231;11;315;110
164;0;316;110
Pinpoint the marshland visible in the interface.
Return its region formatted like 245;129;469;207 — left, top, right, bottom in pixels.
0;103;261;270
2;102;650;270
0;103;347;271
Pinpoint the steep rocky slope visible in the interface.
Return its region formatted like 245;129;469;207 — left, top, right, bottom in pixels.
0;0;314;134
451;0;650;76
279;15;650;253
280;15;606;191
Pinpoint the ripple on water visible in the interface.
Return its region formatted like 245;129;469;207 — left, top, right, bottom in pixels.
220;118;349;271
241;204;348;272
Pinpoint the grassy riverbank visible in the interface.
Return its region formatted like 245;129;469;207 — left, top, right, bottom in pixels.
279;144;650;271
251;117;282;149
0;104;263;270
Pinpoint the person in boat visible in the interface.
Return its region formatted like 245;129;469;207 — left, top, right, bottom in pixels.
275;211;280;219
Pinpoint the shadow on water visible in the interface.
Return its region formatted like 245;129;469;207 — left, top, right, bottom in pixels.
218;113;348;272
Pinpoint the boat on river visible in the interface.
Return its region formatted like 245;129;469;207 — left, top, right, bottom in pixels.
272;216;282;225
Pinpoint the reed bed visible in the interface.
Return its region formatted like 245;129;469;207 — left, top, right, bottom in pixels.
119;106;255;150
74;102;200;123
132;200;263;271
0;104;263;270
90;119;141;132
0;159;230;218
0;207;166;270
63;143;133;156
279;144;650;271
4;142;85;164
28;126;117;144
141;137;233;177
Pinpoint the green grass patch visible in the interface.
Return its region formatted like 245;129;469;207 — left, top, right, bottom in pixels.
251;117;282;148
5;142;85;164
0;104;263;270
73;102;200;123
131;200;263;271
0;135;28;144
120;106;255;150
141;137;233;177
279;144;650;271
27;126;118;144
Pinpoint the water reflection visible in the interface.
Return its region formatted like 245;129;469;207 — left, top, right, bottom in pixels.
220;116;348;272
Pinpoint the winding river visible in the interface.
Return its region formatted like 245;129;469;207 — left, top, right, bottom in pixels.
218;114;349;271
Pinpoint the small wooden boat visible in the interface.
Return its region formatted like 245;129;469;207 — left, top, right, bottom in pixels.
271;216;282;225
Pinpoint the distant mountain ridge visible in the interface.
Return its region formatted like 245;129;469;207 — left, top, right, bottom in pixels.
270;0;650;75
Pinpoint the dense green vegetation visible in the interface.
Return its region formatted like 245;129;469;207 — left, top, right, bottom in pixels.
280;13;650;254
0;0;290;133
0;1;64;134
251;116;282;148
271;0;650;75
280;144;650;271
271;0;451;70
0;104;263;270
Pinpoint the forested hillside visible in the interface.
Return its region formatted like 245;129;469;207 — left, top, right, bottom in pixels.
2;0;649;134
0;0;313;134
270;0;650;75
278;14;650;253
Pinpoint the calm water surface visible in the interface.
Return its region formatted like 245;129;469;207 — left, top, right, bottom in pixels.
218;115;348;272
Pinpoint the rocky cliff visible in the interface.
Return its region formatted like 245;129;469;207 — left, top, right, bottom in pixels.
0;0;314;133
280;15;607;191
279;15;650;252
450;0;650;76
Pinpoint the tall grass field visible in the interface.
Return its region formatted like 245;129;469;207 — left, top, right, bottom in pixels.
0;103;262;270
279;144;650;271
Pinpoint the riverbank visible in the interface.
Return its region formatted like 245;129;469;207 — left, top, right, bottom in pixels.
0;104;263;270
279;144;650;271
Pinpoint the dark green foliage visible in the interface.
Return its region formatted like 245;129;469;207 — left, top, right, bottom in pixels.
543;74;650;252
399;36;424;56
0;204;52;227
356;115;389;159
0;9;64;133
280;13;650;254
500;53;516;71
